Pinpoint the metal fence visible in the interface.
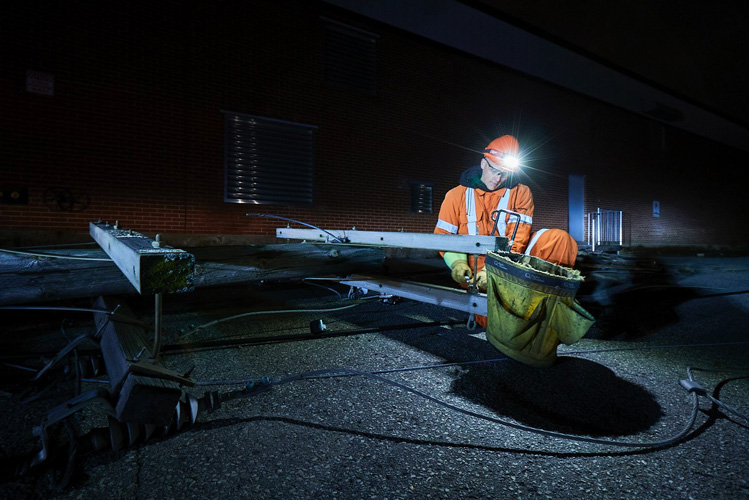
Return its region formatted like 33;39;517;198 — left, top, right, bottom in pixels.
587;208;623;251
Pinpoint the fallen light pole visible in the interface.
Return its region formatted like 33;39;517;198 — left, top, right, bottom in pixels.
341;275;487;317
89;221;195;296
277;227;502;326
276;227;507;254
89;221;195;358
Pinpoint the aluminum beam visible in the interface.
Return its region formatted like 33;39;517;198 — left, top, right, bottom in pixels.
90;222;195;295
276;228;508;254
340;275;486;316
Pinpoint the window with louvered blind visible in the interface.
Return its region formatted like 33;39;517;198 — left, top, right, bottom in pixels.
323;18;378;94
224;112;316;205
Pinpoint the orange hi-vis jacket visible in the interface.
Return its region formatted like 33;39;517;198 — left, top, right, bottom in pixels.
435;180;578;269
434;169;579;331
435;182;534;272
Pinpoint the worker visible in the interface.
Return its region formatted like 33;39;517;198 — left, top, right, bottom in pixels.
434;135;578;325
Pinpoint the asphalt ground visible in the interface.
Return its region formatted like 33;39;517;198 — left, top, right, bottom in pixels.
1;252;748;499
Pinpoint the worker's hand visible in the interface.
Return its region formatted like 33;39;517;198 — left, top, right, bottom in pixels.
476;268;487;292
450;260;472;284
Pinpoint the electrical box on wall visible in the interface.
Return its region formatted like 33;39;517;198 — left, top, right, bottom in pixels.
26;70;54;96
0;187;29;205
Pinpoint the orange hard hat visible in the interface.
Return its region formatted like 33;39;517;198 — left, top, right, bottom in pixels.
483;135;520;171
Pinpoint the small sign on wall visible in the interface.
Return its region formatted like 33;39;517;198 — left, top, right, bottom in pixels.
653;200;660;218
26;70;54;96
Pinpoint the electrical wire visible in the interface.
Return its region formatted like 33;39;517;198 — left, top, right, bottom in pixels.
185;350;749;449
705;393;749;423
246;213;347;243
258;367;702;449
562;341;749;356
2;362;37;372
0;306;116;314
687;367;749;423
3;281;745;448
193;357;507;386
72;362;704;449
26;342;742;449
14;242;98;250
169;317;454;353
302;279;343;299
0;248;111;261
179;302;366;338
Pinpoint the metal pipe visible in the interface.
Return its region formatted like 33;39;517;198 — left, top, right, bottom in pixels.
153;292;163;359
619;210;623;246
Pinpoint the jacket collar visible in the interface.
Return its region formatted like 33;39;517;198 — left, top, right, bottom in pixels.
458;165;520;192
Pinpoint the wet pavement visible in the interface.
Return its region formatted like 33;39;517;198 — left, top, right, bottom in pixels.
1;251;748;499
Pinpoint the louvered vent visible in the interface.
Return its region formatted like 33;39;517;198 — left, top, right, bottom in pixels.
324;19;377;94
224;112;316;205
409;181;433;214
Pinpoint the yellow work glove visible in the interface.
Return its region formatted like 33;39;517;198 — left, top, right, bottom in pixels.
476;268;487;292
450;260;472;284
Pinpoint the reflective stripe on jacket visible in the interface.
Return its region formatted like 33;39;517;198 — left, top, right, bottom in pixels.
435;184;534;252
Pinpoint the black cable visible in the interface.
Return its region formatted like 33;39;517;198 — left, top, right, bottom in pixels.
0;306;116;314
302;278;343;299
563;341;749;357
246;213;347;243
262;367;701;449
687;367;749;424
162;319;464;353
16;353;729;452
192;356;509;387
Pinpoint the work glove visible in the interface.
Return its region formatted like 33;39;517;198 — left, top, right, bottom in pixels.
476;268;487;292
450;260;472;284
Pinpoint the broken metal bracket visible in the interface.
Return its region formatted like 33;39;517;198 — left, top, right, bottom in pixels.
31;388;114;469
32;334;94;381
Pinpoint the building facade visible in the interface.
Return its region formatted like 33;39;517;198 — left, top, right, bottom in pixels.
2;0;747;248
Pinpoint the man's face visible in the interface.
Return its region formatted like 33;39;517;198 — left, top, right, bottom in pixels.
480;158;507;190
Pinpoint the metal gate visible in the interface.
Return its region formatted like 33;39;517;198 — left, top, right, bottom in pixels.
587;208;622;251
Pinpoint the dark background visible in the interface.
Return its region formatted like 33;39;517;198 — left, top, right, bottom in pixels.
2;0;748;249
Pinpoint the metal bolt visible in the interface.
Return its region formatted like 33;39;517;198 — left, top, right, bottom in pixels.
132;346;147;362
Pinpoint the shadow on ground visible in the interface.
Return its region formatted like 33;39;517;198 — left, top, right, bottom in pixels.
379;320;662;438
453;354;662;435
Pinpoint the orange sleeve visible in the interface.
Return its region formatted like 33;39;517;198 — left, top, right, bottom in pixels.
507;184;534;254
435;187;465;260
434;187;463;235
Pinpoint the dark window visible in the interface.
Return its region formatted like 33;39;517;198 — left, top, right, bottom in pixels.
224;112;316;205
409;181;433;214
323;18;378;94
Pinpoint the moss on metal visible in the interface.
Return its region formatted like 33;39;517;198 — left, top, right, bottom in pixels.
140;252;195;294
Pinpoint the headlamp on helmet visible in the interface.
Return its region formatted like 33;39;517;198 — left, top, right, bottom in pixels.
483;135;521;172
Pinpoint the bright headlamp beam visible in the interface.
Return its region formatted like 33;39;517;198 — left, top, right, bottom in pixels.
502;155;520;170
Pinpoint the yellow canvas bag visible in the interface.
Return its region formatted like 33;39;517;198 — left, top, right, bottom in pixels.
485;251;595;367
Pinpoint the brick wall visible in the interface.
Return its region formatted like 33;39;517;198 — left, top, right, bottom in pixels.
2;0;748;247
